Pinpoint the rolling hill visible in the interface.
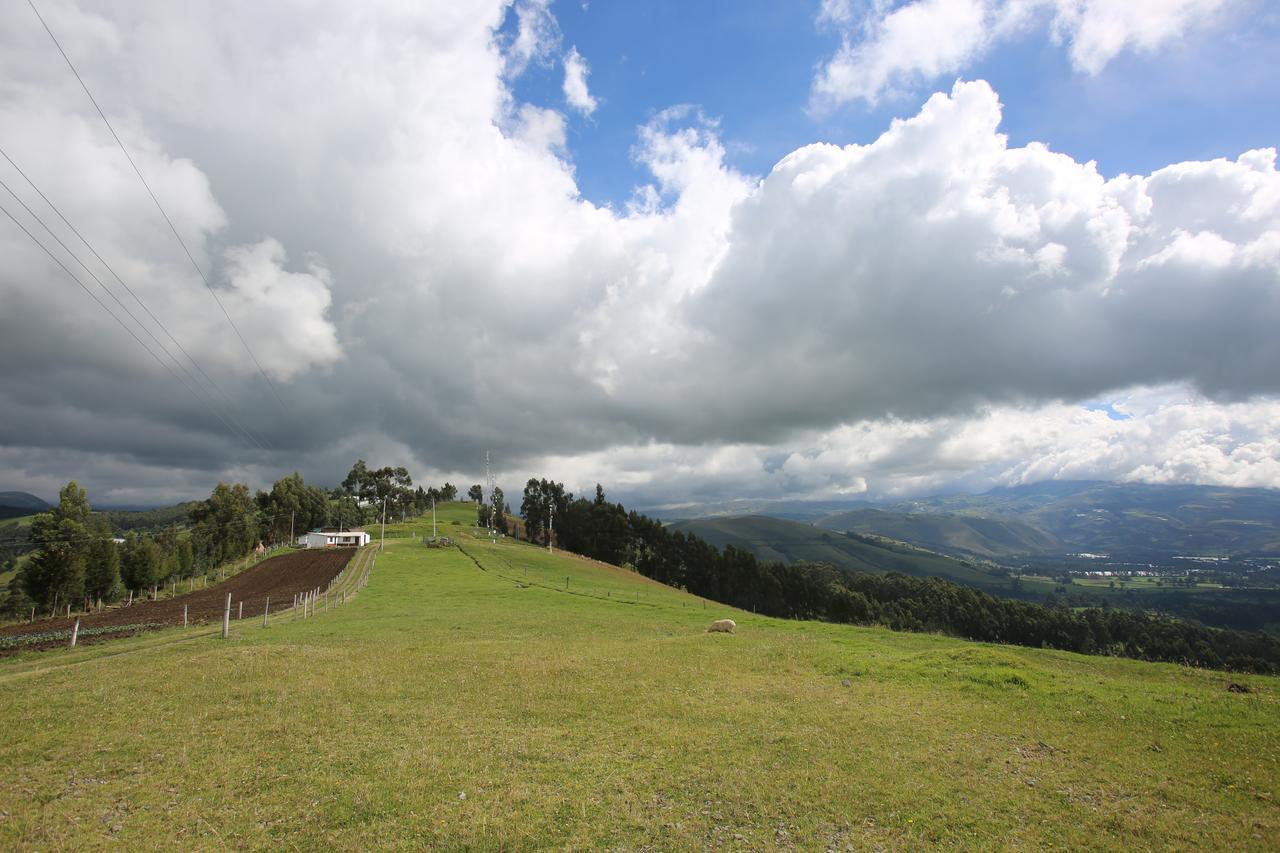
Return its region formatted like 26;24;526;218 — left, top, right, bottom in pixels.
656;482;1280;560
0;491;49;521
815;507;1060;558
671;515;1010;590
0;502;1275;848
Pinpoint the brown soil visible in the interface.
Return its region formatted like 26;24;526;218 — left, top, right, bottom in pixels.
0;548;357;641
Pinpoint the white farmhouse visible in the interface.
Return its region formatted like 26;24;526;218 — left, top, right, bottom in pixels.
298;528;371;548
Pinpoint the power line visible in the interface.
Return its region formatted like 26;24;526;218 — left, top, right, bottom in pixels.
0;174;264;450
0;197;259;448
0;146;271;451
26;0;289;414
0;173;265;451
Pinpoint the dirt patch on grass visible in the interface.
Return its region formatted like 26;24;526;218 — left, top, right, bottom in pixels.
0;548;356;647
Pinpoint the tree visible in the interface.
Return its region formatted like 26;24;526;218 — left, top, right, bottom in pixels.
176;536;194;577
120;532;161;591
258;472;329;543
342;459;371;499
20;481;92;607
189;482;258;569
84;519;121;601
519;478;569;545
468;484;483;503
490;486;507;534
440;482;458;502
330;494;363;530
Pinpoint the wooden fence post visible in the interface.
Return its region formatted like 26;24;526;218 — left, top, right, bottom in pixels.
183;605;188;627
238;601;243;620
222;593;231;639
69;618;79;648
263;597;270;627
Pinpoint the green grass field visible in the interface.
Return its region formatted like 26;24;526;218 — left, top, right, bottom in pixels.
0;502;1276;848
1073;576;1224;590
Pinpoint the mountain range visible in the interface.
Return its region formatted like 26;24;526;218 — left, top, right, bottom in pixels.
653;481;1280;560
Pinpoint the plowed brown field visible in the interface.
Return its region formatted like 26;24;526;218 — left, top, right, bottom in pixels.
1;548;357;644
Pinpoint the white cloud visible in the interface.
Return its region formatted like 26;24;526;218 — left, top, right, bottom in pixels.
531;386;1280;505
813;0;1233;108
814;0;990;107
219;239;341;382
562;46;598;116
505;0;561;77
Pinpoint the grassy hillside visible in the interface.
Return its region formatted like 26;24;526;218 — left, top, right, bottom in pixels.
0;514;34;534
672;515;1012;590
815;507;1060;558
0;501;1275;848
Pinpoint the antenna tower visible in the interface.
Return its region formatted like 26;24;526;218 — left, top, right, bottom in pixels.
485;451;496;536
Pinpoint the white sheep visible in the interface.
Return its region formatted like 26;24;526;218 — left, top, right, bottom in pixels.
707;618;736;634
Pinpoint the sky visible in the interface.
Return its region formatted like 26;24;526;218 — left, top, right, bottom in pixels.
0;0;1278;508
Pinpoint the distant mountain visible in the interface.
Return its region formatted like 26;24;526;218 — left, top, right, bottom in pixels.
815;508;1060;559
0;491;49;510
669;493;1280;634
640;498;872;522
881;481;1280;558
657;482;1280;560
670;515;1013;592
0;491;49;520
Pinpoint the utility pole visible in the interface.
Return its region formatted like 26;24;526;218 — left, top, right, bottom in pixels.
548;500;554;555
432;496;437;540
290;511;295;547
380;496;387;551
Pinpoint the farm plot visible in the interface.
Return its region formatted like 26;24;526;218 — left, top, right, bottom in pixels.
0;548;357;651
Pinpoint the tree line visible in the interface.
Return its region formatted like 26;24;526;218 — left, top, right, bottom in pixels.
520;479;1280;674
3;462;464;617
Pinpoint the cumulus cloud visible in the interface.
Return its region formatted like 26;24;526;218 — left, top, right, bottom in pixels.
813;0;1233;108
0;1;1277;506
580;81;1280;447
219;239;341;382
562;46;598;116
505;0;561;77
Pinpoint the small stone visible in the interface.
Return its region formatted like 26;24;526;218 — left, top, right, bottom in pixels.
111;824;123;834
458;792;467;801
841;679;851;687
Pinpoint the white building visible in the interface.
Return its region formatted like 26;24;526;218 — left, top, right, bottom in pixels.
298;529;371;549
